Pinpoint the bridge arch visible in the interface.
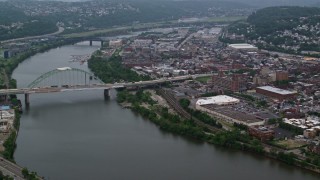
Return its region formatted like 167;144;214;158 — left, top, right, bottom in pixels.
27;67;104;88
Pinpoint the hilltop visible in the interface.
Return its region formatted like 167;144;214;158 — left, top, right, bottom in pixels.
0;0;252;41
223;6;320;56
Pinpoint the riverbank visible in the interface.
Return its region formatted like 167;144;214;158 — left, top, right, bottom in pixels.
117;89;320;175
1;109;20;161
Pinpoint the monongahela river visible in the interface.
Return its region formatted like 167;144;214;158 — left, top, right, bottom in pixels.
12;42;319;180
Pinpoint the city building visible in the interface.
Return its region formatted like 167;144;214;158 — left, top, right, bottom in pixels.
196;95;240;106
228;43;258;50
283;117;320;132
109;39;122;48
212;72;246;92
256;86;296;101
196;96;264;126
248;126;275;141
276;71;289;81
0;106;15;133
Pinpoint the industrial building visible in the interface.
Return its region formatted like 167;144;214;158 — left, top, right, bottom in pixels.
196;95;240;106
256;86;296;101
196;95;265;126
228;43;258;50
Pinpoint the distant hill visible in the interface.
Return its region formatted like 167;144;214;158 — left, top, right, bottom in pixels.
196;0;320;8
0;2;58;41
247;6;320;35
0;3;27;25
224;6;320;55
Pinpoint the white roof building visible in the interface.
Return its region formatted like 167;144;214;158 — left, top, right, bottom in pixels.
228;43;258;50
196;95;240;106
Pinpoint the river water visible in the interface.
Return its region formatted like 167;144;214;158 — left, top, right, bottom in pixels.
11;42;319;180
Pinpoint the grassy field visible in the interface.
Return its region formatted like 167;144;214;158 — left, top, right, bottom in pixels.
63;16;247;39
195;76;212;83
275;139;308;150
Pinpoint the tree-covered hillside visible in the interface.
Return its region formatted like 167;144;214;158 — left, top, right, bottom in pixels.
0;3;27;25
224;6;320;55
247;6;320;35
224;0;320;8
0;2;58;41
0;0;253;40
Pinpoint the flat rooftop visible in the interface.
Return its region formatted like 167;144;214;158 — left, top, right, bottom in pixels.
228;43;258;49
201;104;263;124
196;95;240;106
257;86;296;95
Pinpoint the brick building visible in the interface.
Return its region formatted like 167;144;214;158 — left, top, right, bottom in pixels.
276;71;289;81
248;126;275;141
256;86;296;101
212;72;246;92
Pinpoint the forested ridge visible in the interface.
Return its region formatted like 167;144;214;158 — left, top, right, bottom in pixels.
225;6;320;55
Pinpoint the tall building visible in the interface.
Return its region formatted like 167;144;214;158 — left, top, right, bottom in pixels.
212;72;246;92
276;71;289;81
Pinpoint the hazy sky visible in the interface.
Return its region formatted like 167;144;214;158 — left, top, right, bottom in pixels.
1;0;319;7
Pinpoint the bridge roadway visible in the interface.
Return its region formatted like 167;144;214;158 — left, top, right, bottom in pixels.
0;74;212;96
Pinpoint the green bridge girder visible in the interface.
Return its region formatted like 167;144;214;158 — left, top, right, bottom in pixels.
27;67;104;88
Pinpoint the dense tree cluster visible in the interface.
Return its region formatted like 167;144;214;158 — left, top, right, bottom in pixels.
279;120;304;135
0;20;58;41
247;7;320;36
0;3;57;41
21;168;39;180
88;55;150;84
179;98;223;128
131;103;206;140
0;171;14;180
2;132;17;161
117;90;156;105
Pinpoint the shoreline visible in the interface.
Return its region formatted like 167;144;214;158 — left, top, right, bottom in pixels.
117;90;320;175
2;24;319;177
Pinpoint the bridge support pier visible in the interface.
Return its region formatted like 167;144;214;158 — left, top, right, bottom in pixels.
89;40;93;46
25;93;30;108
101;41;104;47
104;89;111;99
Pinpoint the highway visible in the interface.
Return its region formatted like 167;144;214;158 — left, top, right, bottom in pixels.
0;27;64;44
0;158;25;180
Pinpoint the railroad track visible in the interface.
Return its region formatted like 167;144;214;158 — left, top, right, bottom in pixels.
158;89;222;133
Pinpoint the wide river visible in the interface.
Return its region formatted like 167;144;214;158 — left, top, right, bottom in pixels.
11;42;319;180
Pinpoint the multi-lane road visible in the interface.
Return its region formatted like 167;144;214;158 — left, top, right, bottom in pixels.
0;27;64;44
0;158;25;180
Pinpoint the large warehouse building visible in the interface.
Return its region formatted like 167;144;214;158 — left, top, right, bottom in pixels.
228;43;258;51
196;95;240;106
196;95;265;126
256;86;296;101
